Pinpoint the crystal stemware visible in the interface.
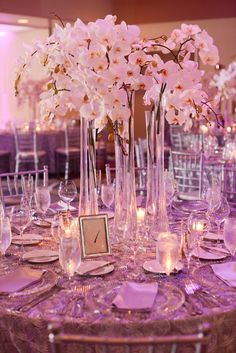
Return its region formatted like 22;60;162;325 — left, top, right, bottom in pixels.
157;233;179;275
58;180;77;212
10;208;31;258
187;211;210;261
223;218;236;258
34;186;51;219
101;183;114;210
210;196;230;244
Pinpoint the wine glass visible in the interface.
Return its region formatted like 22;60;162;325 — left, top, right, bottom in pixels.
58;180;77;212
0;217;12;271
59;234;81;288
210;196;230;244
11;208;31;257
101;183;114;210
183;230;198;273
157;233;179;275
187;211;210;260
34;186;51;219
223;218;236;258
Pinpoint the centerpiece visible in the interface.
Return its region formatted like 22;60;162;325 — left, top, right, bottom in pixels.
15;16;221;241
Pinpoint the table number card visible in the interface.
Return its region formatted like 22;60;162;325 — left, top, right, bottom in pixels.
79;214;111;258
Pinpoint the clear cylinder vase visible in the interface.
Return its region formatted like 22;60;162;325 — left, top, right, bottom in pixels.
150;96;170;239
79;117;98;216
114;116;137;240
145;110;156;225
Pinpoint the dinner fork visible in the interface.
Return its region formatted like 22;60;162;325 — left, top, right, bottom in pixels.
184;281;203;315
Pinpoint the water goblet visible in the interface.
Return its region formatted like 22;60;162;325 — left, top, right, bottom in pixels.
10;208;31;258
187;211;210;261
223;218;236;258
59;234;82;315
101;183;114;210
34;186;51;219
210;196;230;244
0;217;12;271
157;233;179;275
58;180;77;212
183;231;198;274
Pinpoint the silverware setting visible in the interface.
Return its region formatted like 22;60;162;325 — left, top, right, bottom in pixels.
13;285;61;313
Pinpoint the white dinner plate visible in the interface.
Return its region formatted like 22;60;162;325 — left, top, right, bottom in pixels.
143;259;183;275
77;261;114;276
204;232;224;242
11;233;43;246
192;247;228;260
22;249;59;263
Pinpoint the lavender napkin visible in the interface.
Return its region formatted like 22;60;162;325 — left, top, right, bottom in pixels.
112;282;158;311
0;268;44;294
211;262;236;287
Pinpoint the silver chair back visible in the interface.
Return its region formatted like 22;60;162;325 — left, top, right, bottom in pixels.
48;323;210;353
170;150;204;200
0;165;48;207
222;163;236;205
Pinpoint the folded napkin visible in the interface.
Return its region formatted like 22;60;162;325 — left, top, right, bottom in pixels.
77;260;111;275
211;262;236;287
112;282;158;311
0;268;44;294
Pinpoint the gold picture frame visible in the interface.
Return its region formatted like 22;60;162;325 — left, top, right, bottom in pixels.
79;214;111;258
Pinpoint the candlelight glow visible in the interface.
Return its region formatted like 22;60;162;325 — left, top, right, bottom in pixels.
137;208;145;223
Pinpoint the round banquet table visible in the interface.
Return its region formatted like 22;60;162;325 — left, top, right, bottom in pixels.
0;130;65;174
1;218;236;353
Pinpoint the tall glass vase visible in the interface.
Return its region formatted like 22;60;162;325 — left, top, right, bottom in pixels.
145;110;156;225
79;117;98;216
114;116;137;240
150;95;170;239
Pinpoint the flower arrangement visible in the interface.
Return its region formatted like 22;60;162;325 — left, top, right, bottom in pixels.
210;59;236;99
16;77;48;108
15;15;221;138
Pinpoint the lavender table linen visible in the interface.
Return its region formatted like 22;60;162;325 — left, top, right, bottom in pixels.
0;222;236;353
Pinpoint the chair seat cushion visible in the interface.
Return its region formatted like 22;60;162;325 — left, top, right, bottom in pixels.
0;150;10;157
56;147;80;155
4;195;21;206
17;151;46;159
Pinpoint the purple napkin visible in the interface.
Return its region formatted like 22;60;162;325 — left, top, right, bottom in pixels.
211;262;236;287
0;268;44;294
112;282;158;311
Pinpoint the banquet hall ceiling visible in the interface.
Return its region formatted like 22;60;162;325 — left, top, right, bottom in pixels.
0;0;235;24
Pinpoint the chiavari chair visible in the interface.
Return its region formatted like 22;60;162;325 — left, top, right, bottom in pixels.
0;165;48;207
170;150;204;200
48;323;211;353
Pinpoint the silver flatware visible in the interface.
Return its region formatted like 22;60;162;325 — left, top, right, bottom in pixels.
14;285;61;312
184;282;203;315
200;245;229;256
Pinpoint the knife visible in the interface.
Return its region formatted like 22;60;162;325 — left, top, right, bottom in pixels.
200;245;229;256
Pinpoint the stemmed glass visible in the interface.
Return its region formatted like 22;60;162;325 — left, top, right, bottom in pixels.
187;211;210;261
223;218;236;259
11;208;31;257
58;180;77;212
210;196;230;244
157;233;179;275
34;186;51;220
183;230;198;274
0;217;12;269
101;183;114;211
